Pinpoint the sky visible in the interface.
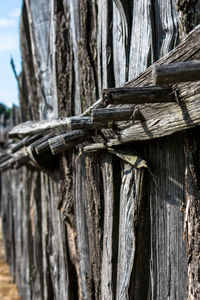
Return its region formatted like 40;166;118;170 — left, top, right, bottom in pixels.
0;0;22;107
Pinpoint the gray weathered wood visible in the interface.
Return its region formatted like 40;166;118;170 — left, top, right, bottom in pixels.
23;134;42;146
0;154;29;172
101;153;114;300
0;157;15;172
73;155;92;299
103;86;175;105
91;107;135;122
0;154;11;164
149;133;187;299
9;117;104;138
10;26;200;143
128;0;154;80
48;130;93;155
11;139;27;153
14;155;30;169
10;135;41;153
3;1;200;300
35;140;50;155
83;141;126;152
29;132;55;149
116;164;143;299
184;131;200;299
152;60;200;85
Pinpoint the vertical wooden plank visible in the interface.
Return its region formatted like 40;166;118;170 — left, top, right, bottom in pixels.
40;172;70;299
85;154;103;299
112;2;127;86
154;0;178;58
73;155;92;300
78;0;98;111
25;0;58;119
116;163;145;299
128;0;154;79
55;0;74;117
48;174;69;299
28;170;44;299
149;134;187;299
97;0;115;91
66;0;82;115
61;152;80;299
184;129;200;299
101;153;114;300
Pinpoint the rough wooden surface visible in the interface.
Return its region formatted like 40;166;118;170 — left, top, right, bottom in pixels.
9;117;104;138
10;25;200;143
2;1;199;300
184;129;200;299
91;107;135;122
152;60;200;85
48;130;93;155
103;86;175;105
149;133;187;299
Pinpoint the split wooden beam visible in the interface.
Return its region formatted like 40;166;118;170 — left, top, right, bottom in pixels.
102;86;175;105
9;117;105;138
152;60;200;85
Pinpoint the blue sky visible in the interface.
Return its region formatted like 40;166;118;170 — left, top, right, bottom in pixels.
0;0;22;107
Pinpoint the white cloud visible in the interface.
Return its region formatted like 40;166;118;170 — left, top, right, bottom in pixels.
0;18;17;28
0;34;18;51
9;8;21;18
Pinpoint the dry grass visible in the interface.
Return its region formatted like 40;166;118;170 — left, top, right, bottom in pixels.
0;219;21;300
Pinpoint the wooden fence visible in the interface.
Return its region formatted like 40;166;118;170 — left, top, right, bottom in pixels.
1;1;200;299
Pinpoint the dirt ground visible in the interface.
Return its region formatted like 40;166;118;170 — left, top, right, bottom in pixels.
0;220;21;300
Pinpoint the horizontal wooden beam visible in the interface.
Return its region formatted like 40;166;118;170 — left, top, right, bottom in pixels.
8;25;200;143
30;132;55;149
14;155;30;169
0;158;15;172
11;140;25;153
111;24;200;141
0;154;11;164
152;60;200;85
0;154;29;172
23;134;42;146
11;134;42;153
91;107;135;122
103;86;175;105
83;140;128;152
9;117;105;138
35;140;51;155
49;130;94;155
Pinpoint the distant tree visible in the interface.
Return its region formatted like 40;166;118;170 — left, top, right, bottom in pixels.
0;103;10;120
